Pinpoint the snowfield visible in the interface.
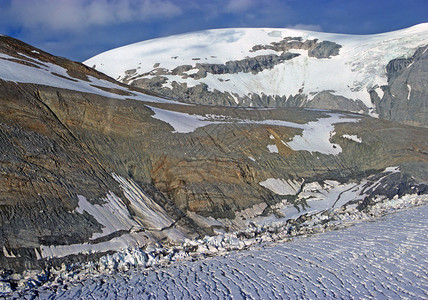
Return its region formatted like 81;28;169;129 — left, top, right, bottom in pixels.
85;24;428;113
11;203;428;299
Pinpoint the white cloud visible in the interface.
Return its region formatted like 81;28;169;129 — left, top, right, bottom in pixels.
8;0;183;32
287;24;323;32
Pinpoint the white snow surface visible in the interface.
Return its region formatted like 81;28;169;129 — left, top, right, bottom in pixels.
254;167;404;227
407;83;412;100
266;144;278;153
148;106;219;133
384;166;400;173
255;180;366;226
342;134;362;143
286;113;360;155
259;178;302;195
75;193;139;240
39;232;150;261
85;24;428;111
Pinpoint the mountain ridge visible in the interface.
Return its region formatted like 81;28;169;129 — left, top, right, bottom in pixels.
85;23;428;127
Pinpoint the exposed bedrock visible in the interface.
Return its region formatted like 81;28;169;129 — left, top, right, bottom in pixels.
194;52;300;77
130;79;371;114
1;79;428;271
371;44;428;127
307;91;369;114
250;36;342;59
125;52;301;86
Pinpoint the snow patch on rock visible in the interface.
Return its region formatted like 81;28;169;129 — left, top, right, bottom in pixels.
259;178;302;195
75;193;139;240
267;144;278;153
39;174;176;259
112;173;174;230
342;134;362;143
407;83;412;100
286;114;360;155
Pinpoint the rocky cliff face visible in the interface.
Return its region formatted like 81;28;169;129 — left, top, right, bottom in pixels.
85;24;428;127
0;35;427;273
371;45;428;127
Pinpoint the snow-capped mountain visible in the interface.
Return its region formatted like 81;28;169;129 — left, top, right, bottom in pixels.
85;24;428;127
1;33;428;294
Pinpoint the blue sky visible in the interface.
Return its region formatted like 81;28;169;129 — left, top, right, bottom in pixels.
0;0;427;62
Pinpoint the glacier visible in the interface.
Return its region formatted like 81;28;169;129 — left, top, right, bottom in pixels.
9;202;428;299
85;24;428;114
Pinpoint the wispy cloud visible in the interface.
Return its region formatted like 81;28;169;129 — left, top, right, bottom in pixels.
7;0;182;32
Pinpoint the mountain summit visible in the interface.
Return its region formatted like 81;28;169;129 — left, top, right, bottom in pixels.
85;24;428;127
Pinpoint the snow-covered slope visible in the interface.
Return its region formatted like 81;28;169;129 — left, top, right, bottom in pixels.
0;37;174;104
85;24;428;117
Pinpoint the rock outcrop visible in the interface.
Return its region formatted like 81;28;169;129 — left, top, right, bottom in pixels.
371;45;428;127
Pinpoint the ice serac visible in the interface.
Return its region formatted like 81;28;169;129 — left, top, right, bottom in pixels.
85;24;428;126
0;35;427;274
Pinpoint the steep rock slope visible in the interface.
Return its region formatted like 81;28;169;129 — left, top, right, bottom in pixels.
372;44;428;126
85;24;428;127
0;36;427;273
